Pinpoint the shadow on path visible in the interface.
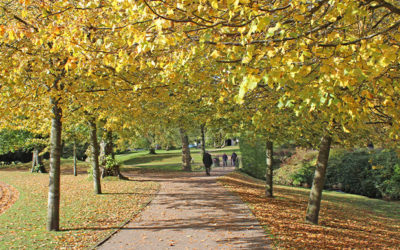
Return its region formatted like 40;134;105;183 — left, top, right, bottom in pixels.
97;167;271;249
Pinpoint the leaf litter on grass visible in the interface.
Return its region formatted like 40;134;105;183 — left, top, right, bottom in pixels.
219;172;400;249
0;171;159;249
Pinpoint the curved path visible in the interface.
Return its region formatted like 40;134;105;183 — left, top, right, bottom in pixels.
98;167;270;250
0;181;19;215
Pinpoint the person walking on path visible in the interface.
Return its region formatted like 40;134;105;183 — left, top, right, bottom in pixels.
231;152;237;167
222;153;228;167
203;151;213;176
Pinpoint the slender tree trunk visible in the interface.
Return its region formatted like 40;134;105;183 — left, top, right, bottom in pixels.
105;130;114;158
200;124;206;155
100;130;114;165
88;119;101;194
105;131;126;179
265;140;274;198
47;98;62;231
179;128;192;171
73;140;77;176
31;148;38;172
305;135;332;224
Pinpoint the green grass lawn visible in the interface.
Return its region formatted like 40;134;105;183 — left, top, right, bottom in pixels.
116;146;240;172
0;146;238;248
0;146;240;173
0;172;159;249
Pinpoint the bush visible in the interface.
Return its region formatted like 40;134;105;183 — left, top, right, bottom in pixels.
325;149;380;197
104;155;119;170
239;135;266;179
326;149;400;200
275;148;400;200
370;150;400;200
274;148;317;186
291;162;315;187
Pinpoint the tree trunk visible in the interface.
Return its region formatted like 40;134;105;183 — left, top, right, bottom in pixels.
265;140;274;198
99;130;114;165
31;148;46;172
73;140;77;176
105;130;114;158
200;124;206;155
99;130;127;179
88;119;101;194
47;98;62;231
179;128;192;171
148;147;156;154
305;135;332;225
31;148;38;172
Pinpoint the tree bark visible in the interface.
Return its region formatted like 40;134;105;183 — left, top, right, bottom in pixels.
305;135;332;225
148;147;156;154
100;130;114;165
73;140;77;176
179;128;192;171
99;130;127;179
200;124;206;155
31;148;38;172
105;130;114;158
88;119;101;194
265;140;274;198
32;148;45;172
47;98;62;231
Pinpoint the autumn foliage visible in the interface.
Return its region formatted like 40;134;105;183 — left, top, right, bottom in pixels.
219;172;400;249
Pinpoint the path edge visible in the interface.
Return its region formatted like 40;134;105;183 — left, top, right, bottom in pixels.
92;183;162;249
217;171;274;249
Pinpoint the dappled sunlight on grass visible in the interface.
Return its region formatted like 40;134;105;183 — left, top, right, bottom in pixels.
219;172;400;249
0;171;159;249
116;147;240;173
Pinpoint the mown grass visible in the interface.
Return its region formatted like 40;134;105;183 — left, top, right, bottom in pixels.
117;146;240;172
219;171;400;249
0;172;159;249
0;146;238;248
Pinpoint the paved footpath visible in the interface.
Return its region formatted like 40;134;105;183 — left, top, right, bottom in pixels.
98;167;271;250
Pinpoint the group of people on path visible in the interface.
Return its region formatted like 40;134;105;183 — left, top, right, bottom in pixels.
202;151;238;176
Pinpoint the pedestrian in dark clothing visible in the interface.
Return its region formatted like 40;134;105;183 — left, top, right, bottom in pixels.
222;153;228;167
203;152;213;176
231;152;237;167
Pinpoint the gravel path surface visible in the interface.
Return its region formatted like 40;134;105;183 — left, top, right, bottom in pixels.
98;167;271;250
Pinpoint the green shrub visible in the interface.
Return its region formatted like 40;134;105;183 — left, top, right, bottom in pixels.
291;162;315;187
105;155;119;170
325;149;379;197
239;135;266;180
370;150;400;200
274;149;317;186
275;148;400;200
326;149;400;200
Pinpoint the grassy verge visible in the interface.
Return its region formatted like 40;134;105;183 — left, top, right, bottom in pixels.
0;172;159;249
219;171;400;249
116;146;240;172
